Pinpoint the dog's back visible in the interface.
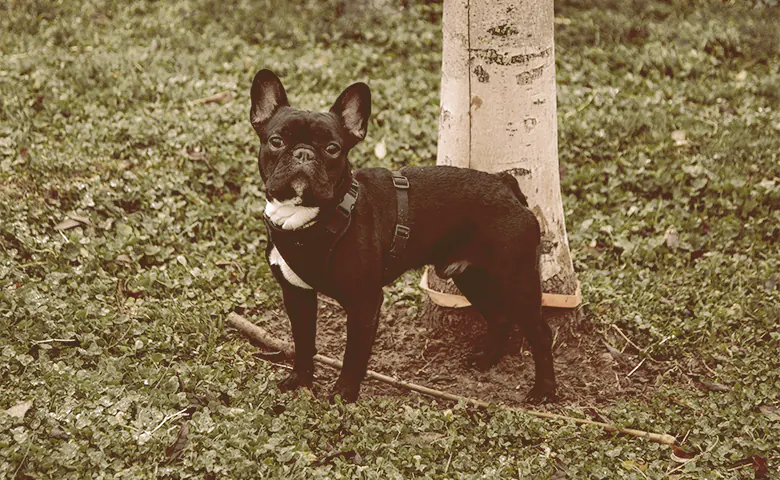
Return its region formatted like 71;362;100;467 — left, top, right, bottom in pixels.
495;171;529;207
361;165;540;278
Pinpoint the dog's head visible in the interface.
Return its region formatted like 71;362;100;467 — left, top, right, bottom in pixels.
249;69;370;206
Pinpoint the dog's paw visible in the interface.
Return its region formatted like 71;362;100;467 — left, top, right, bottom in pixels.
524;381;558;405
329;379;360;404
277;370;312;393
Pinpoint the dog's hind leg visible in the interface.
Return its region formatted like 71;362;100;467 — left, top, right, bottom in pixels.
454;259;557;403
452;268;513;370
501;263;558;404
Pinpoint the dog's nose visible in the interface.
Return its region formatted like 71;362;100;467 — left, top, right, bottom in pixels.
292;148;314;163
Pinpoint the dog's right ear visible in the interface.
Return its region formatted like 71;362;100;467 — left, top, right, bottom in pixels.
250;69;289;137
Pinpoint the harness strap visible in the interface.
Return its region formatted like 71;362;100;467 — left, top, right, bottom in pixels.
325;178;359;235
264;177;359;288
324;178;360;275
388;172;410;261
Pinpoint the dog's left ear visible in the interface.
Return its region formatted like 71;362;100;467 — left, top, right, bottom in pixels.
250;69;289;137
330;82;371;147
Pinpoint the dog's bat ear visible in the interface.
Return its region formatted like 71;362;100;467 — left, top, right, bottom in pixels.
250;69;289;136
330;82;371;147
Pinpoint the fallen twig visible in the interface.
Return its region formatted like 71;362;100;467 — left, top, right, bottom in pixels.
138;407;189;444
611;324;642;352
227;313;677;446
627;358;646;377
317;295;342;308
189;91;233;105
32;338;77;346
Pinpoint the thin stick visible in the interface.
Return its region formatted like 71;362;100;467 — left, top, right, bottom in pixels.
627;358;646;377
142;408;189;439
32;338;77;345
227;313;677;446
189;91;233;105
612;324;642;352
12;433;34;479
317;295;342;308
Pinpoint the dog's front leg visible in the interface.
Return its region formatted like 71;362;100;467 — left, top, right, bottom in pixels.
330;292;383;403
277;282;318;393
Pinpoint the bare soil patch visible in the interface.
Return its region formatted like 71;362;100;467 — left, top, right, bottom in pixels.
254;295;676;409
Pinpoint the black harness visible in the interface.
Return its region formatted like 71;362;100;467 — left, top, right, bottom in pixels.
388;172;410;262
263;171;410;289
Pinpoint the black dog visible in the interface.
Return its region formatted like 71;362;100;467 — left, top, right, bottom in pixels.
250;69;557;404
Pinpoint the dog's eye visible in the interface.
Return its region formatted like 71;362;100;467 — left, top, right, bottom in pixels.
268;136;285;149
325;143;341;155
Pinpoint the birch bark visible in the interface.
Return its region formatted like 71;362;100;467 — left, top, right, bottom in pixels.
424;0;578;318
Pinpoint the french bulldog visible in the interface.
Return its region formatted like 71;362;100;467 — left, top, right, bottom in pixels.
249;69;557;404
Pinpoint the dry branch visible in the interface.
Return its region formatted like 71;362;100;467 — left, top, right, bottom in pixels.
189;91;233;105
227;312;676;446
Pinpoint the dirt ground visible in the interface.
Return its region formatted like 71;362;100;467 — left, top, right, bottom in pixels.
252;295;679;411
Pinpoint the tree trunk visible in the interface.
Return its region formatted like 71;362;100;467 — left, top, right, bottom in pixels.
422;0;579;326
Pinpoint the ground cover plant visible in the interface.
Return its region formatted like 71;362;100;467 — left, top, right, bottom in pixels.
1;0;778;477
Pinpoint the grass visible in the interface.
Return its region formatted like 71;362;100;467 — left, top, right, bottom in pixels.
1;0;778;477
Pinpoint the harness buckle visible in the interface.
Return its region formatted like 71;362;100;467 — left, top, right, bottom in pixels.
326;179;359;234
348;179;360;196
394;224;410;239
392;175;410;189
334;203;351;218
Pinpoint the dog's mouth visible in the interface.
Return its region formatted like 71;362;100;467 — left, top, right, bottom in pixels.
266;170;335;206
290;178;306;197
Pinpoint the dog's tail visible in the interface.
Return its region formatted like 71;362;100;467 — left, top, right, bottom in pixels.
495;172;529;207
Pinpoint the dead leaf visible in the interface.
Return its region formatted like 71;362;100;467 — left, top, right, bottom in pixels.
671;130;688;146
698;379;731;393
670;445;696;463
179;149;208;161
374;139;387;160
690;249;706;262
124;288;144;299
50;425;69;440
313;450;359;467
115;254;132;265
165;421;189;461
68;214;91;225
4;401;32;419
664;227;680;250
732;455;771;478
602;340;624;362
54;218;81;231
759;405;780;421
735;70;748;88
753;455;769;478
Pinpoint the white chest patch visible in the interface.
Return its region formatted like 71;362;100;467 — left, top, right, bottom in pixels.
269;247;312;289
265;197;320;230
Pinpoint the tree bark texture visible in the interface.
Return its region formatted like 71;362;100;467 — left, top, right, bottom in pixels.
423;0;578;325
